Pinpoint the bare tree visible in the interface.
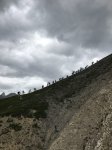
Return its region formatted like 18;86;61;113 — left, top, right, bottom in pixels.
72;71;75;75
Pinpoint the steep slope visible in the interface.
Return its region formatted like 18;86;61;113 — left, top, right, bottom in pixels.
48;71;112;150
0;53;112;150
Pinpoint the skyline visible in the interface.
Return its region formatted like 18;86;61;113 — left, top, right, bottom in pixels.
0;0;112;94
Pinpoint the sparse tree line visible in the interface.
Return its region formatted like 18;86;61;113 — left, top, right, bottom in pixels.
17;60;98;99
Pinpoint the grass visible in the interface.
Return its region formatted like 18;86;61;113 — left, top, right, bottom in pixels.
0;93;49;119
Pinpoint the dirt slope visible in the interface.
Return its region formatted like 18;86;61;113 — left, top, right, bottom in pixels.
48;71;112;150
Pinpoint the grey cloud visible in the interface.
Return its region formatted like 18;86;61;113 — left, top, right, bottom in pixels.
0;0;112;93
0;83;12;90
0;0;35;41
30;0;112;50
0;0;19;12
1;0;112;50
0;47;63;80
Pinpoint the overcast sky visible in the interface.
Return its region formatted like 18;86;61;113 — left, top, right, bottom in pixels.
0;0;112;94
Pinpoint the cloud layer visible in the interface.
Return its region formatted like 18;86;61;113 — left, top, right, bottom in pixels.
0;0;111;94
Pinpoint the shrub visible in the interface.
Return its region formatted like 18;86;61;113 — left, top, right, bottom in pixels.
0;120;3;123
32;123;40;129
9;123;22;131
7;118;13;123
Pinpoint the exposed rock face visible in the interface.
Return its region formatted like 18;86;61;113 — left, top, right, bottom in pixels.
0;54;112;150
48;72;112;150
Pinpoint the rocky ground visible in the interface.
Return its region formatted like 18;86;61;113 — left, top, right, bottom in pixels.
48;71;112;150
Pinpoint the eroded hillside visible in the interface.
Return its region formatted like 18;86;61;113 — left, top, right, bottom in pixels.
48;71;112;150
0;54;112;150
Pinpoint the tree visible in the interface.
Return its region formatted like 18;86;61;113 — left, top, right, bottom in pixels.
18;91;20;95
92;62;94;65
47;82;50;86
34;88;36;91
17;92;22;100
72;71;75;75
85;65;88;69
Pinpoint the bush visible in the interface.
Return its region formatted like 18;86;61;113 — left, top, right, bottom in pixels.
32;123;40;128
0;120;3;123
7;118;13;123
9;123;22;131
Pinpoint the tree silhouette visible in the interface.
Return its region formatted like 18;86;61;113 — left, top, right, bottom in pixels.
92;62;94;65
85;65;88;69
18;91;20;95
47;82;50;86
72;71;75;75
34;88;36;91
80;67;84;72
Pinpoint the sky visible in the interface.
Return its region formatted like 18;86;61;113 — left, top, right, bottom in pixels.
0;0;112;94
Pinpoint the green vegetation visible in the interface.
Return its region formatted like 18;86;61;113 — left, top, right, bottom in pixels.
32;123;40;128
0;120;3;123
0;92;49;119
9;123;22;131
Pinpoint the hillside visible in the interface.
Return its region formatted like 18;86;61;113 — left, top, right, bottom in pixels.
0;53;112;150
